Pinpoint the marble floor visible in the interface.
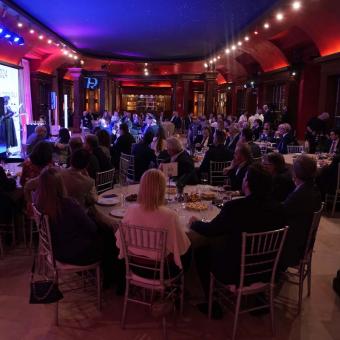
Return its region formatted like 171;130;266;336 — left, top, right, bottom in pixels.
0;215;340;340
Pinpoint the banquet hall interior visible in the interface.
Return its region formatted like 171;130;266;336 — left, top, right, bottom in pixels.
1;0;340;339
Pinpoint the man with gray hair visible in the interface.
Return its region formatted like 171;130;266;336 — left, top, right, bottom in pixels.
164;136;198;185
26;125;47;155
279;154;321;271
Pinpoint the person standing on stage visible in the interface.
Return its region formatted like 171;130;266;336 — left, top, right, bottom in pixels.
0;96;18;154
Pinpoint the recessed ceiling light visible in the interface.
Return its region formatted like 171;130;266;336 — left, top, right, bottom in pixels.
264;22;270;29
238;41;242;46
292;1;301;10
254;31;259;35
225;48;230;54
276;12;284;21
244;36;249;41
38;35;44;40
47;39;52;44
29;29;34;34
231;45;236;50
17;22;23;28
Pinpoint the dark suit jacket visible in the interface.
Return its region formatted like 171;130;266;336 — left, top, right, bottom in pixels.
191;195;285;285
225;133;240;153
248;142;262;158
174;150;199;185
199;145;232;174
272;169;295;202
194;134;213;149
277;133;294;154
227;162;250;191
317;155;340;197
112;133;135;168
280;182;322;270
132;142;157;181
170;116;182;130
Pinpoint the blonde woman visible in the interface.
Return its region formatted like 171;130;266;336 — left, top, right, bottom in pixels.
35;167;100;266
116;169;191;273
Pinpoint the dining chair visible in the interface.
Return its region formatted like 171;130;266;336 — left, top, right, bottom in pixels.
208;227;288;340
120;153;136;184
209;161;231;186
281;203;324;313
32;205;102;326
287;145;304;154
95;168;115;194
325;163;340;216
118;223;184;337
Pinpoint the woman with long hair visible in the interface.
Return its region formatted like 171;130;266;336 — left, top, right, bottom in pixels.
151;125;167;156
116;169;191;273
34;167;100;266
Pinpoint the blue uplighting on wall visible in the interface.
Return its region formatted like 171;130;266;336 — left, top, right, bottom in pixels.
0;26;25;46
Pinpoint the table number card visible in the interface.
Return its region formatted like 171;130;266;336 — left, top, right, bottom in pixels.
162;162;178;178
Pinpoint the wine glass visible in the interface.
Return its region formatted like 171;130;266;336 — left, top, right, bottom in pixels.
201;172;209;186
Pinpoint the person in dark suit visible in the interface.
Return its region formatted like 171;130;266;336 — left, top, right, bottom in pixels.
85;134;112;179
327;128;340;155
111;123;135;168
170;111;182;130
225;124;240;154
239;127;262;158
252;119;263;141
259;122;275;142
276;123;294;154
279;155;322;272
262;152;295;202
132;131;157;181
190;163;285;315
194;126;213;150
224;143;253;191
316;154;340;199
263;104;276;126
163;136;198;185
199;130;233;175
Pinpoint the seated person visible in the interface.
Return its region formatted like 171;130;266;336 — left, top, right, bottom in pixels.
162;137;199;186
252;119;263;141
259;122;274;142
20;141;53;187
111;123;136;169
151;126;167;156
279;155;322;272
327;128;340;155
262;152;295;202
84;134;112;179
115;169;191;275
170;111;182;130
96;129;111;161
61;149;97;211
190;164;285;314
239;127;262;158
223;143;253;191
34;167;100;266
199;130;233;176
54;128;70;165
317;154;340;199
276;123;294;154
225;124;240;154
132;131;157;181
194;126;213;150
26;125;47;155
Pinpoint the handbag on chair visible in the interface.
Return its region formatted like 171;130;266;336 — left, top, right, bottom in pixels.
29;256;63;304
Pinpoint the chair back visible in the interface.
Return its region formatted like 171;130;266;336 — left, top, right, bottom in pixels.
239;227;288;289
209;161;231;186
118;223;168;284
95;168;115;194
287;145;304;154
302;203;324;263
120;153;135;183
32;204;55;268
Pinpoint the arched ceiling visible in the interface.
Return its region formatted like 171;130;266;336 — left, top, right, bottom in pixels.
0;0;340;82
7;0;279;61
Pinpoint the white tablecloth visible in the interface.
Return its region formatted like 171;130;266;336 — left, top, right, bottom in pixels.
95;184;221;230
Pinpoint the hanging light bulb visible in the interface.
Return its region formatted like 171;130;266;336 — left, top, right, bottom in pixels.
292;1;301;10
238;41;242;46
47;39;52;44
29;29;34;34
225;48;230;54
263;22;270;29
231;45;236;50
244;36;250;41
276;12;284;21
38;34;44;40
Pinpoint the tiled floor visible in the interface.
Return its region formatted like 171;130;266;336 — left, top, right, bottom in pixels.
0;216;339;340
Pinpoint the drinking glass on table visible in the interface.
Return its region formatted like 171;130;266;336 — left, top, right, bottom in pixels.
201;172;209;185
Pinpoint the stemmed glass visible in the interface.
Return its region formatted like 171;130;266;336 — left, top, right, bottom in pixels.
201;172;209;185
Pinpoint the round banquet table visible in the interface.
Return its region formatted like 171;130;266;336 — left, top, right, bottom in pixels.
283;153;332;168
94;184;222;245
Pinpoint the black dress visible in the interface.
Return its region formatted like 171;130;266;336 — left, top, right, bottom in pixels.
0;106;17;148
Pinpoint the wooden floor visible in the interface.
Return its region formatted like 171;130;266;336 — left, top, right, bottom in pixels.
0;215;340;340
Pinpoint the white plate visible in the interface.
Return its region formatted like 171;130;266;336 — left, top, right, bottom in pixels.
96;197;120;206
110;208;126;218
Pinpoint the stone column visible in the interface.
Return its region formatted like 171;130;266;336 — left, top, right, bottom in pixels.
68;68;84;133
203;72;218;116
